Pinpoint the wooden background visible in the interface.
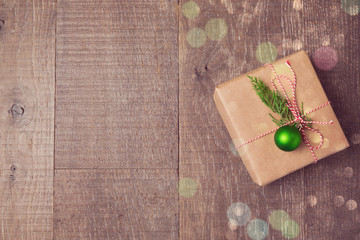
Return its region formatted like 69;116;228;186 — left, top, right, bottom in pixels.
0;0;359;239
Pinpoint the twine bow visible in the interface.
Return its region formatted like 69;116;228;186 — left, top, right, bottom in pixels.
236;60;333;163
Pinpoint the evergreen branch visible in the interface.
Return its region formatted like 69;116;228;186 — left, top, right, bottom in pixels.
248;75;311;127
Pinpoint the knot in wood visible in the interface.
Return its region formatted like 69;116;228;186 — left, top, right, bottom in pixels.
10;165;16;172
0;19;4;30
10;103;25;117
10;174;16;181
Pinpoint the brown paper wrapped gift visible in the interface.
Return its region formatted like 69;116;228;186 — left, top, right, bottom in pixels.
214;51;349;186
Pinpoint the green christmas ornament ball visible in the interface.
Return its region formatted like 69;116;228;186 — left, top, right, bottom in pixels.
274;125;302;151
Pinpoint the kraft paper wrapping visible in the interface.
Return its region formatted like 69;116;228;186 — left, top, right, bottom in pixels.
214;51;349;186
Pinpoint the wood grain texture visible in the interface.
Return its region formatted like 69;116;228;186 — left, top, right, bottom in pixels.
54;169;178;239
0;0;55;239
54;0;179;239
55;0;178;169
179;0;359;239
302;1;360;239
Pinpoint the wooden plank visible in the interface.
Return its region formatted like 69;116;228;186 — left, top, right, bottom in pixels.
54;0;179;238
179;0;359;239
55;0;179;169
302;1;360;239
0;0;55;239
54;169;178;239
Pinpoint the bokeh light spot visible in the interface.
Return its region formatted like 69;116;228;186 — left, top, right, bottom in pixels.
186;28;206;48
350;133;360;144
246;219;269;240
228;219;238;231
205;18;228;41
307;195;317;207
346;199;358;211
281;219;300;239
334;195;345;207
229;142;240;157
341;0;360;16
292;0;303;11
268;209;290;231
312;46;338;71
182;1;200;19
227;202;252;226
344;167;354;178
256;42;278;64
178;177;197;198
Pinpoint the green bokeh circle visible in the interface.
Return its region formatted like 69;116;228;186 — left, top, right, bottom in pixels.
268;210;290;231
186;28;206;48
182;1;200;19
281;219;300;239
205;18;228;41
256;42;278;64
178;177;197;198
341;0;360;16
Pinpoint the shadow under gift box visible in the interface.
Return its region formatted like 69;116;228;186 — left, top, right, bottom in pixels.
213;50;349;186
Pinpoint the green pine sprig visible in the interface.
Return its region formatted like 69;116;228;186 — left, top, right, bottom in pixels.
248;75;311;127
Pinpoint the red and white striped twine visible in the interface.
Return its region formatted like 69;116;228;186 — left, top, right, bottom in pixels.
236;60;334;163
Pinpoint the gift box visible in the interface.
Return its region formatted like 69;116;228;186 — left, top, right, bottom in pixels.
214;50;349;186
